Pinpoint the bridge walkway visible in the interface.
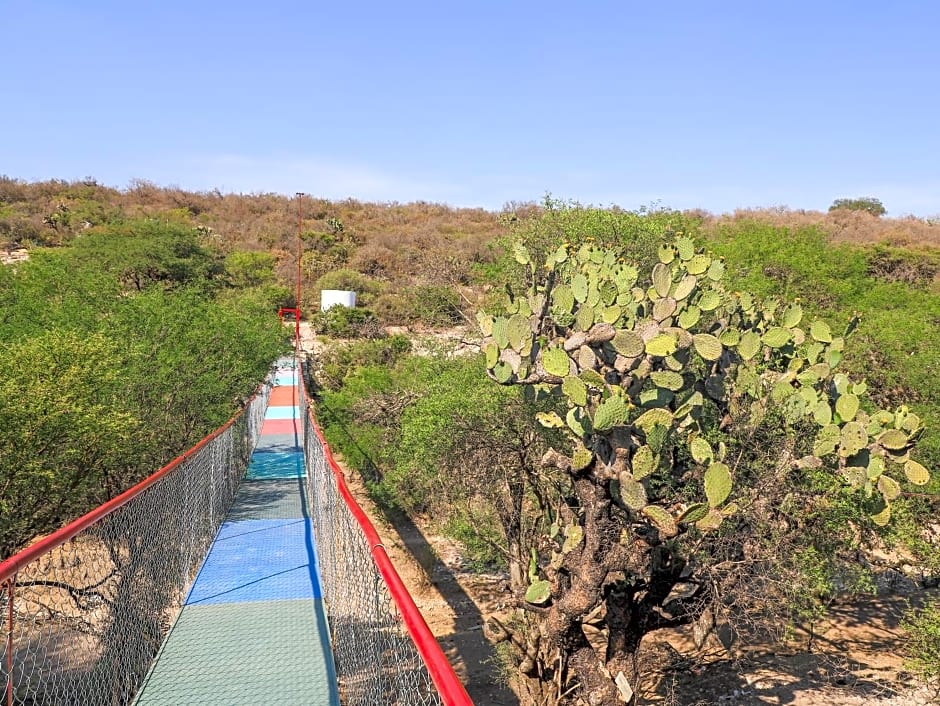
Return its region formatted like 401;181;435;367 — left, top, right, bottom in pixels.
133;359;339;705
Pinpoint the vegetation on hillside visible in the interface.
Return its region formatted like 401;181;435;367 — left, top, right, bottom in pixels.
3;178;939;699
0;219;289;557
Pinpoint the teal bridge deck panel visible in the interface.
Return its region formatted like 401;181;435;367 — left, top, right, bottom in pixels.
133;360;339;706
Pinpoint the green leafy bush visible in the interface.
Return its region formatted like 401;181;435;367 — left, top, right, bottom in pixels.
0;229;288;554
373;285;465;328
902;598;940;683
313;268;383;306
310;305;382;338
829;197;886;217
316;334;412;389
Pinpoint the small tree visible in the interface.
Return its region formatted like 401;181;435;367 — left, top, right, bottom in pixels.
829;197;886;217
478;236;930;704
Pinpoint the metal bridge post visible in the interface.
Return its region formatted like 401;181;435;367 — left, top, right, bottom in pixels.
5;576;13;706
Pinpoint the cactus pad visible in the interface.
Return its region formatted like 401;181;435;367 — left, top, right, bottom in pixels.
698;290;720;312
695;508;724;532
492;360;513;384
781;304;803;328
562;375;588;407
835;393;859;422
632;445;658;479
525;579;552;605
870;503;891;527
593;394;629;431
562;524;584;553
579;369;607;389
678;503;709;524
676;237;695;260
678;305;702;329
646;333;678;357
704;462;732;507
619;475;648;510
492;317;509;349
904;459;930;485
642;505;678;538
692;333;723;361
634;407;673;432
839;422;868;456
810;319;833;343
508;314;530;352
552;284;575;314
543;347;571;377
737;331;761;360
572;444;594;471
572;273;589;303
686;254;711;275
879;429;909;450
652;297;678;322
762;327;791;348
813;401;833;426
613;329;645;357
877;474;901;501
652;262;673;297
673;274;697;301
689;436;714;464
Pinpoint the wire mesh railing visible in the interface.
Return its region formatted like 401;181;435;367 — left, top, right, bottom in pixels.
1;372;272;706
298;357;473;706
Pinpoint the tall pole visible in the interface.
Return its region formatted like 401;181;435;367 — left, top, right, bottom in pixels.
295;192;304;342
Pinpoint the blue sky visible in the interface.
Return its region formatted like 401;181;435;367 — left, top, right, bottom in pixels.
2;1;938;215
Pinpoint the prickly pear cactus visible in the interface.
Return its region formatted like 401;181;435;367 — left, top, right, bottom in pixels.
479;237;931;533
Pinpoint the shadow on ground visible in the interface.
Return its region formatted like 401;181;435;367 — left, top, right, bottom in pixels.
646;592;938;705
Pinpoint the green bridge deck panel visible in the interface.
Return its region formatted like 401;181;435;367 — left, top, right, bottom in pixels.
133;360;339;705
133;600;336;706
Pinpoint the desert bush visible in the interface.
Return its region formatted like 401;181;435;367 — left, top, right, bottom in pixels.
830;196;887;217
309;305;382;339
224;250;277;288
373;285;466;328
313;268;384;306
315;334;412;390
317;352;554;574
902;598;940;684
0;236;288;555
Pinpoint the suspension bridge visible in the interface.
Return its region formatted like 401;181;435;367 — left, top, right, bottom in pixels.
1;356;473;706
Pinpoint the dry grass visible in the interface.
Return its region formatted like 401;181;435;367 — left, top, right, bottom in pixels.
701;207;940;250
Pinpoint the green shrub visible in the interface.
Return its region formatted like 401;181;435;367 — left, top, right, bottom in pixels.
316;334;412;389
373;285;465;328
829;196;886;217
704;220;940;475
310;305;382;338
313;268;383;306
902;598;940;683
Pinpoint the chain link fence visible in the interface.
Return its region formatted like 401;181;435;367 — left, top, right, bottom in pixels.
3;355;471;706
300;360;472;706
1;373;272;706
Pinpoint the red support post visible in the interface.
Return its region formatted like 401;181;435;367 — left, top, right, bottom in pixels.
295;192;304;343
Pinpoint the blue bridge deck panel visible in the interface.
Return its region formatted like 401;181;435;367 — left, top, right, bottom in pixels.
133;360;338;706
